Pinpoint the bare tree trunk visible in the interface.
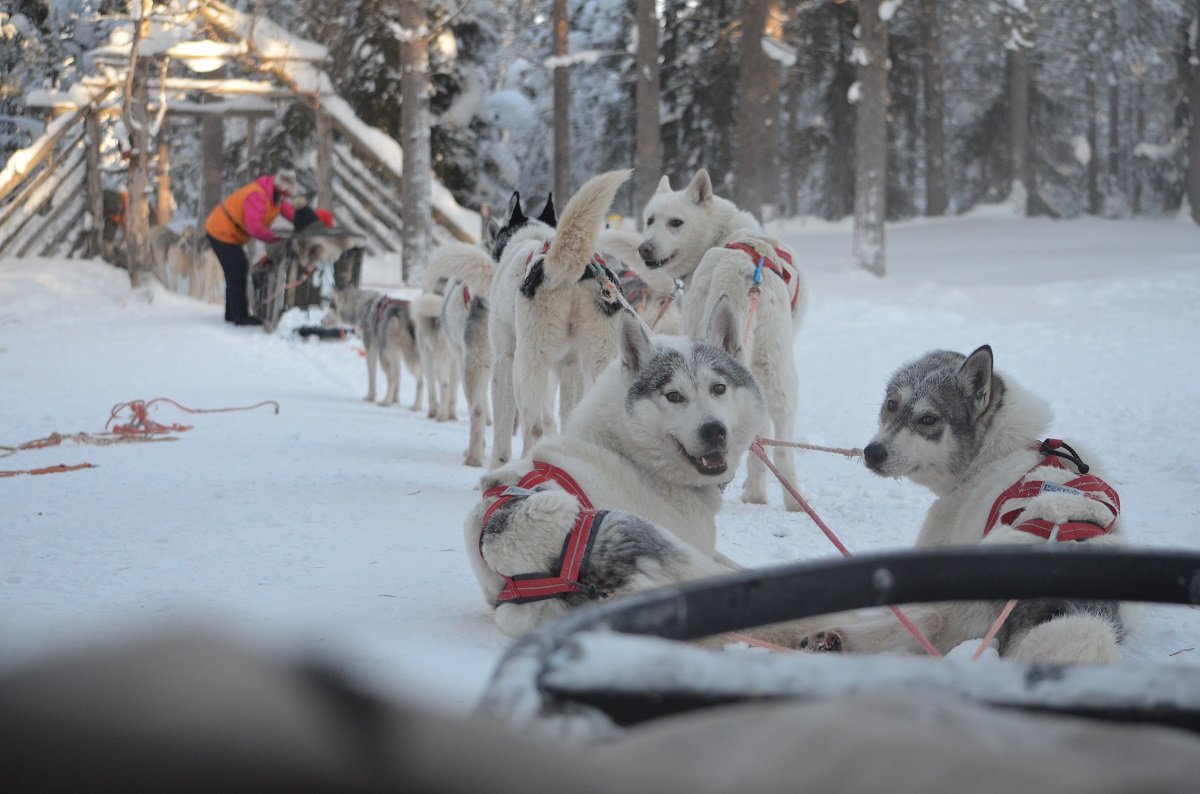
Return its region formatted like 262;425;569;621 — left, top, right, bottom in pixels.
829;7;856;219
399;1;431;284
783;60;802;217
633;0;662;224
1007;42;1032;214
852;0;889;277
123;0;154;288
1189;0;1200;222
201;67;225;223
918;0;947;216
84;109;103;258
315;108;333;212
735;0;769;220
1107;79;1120;215
155;117;172;227
553;0;571;202
1087;72;1100;213
762;0;784;212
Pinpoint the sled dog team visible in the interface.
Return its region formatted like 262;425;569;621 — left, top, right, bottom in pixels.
331;168;1127;665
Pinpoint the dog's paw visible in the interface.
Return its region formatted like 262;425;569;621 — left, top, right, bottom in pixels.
797;630;844;653
783;493;804;513
363;393;375;402
739;487;768;505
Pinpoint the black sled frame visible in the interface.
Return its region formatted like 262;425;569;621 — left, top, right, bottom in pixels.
479;547;1200;737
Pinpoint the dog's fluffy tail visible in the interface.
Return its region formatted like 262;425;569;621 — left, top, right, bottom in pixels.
411;292;445;320
423;243;496;297
544;169;632;286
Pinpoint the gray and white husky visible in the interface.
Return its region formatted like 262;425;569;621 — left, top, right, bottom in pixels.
422;194;557;466
466;302;838;650
488;170;631;469
328;286;422;409
637;169;806;511
858;345;1127;663
412;283;457;422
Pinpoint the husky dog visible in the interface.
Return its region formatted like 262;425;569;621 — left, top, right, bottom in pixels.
147;226;223;304
858;345;1126;663
467;302;838;649
412;283;457;422
596;228;684;335
328;287;423;409
637;169;806;511
422;194;556;466
488;170;631;469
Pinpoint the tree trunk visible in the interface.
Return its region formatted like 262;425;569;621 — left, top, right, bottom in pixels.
316;108;333;212
1107;79;1120;216
1189;0;1200;222
852;0;889;277
123;0;154;288
155;116;172;227
762;0;784;212
1087;72;1100;213
829;6;856;219
553;0;571;202
1007;45;1031;213
84;109;103;258
201;68;225;223
918;0;947;216
735;0;769;220
633;0;662;225
399;1;431;284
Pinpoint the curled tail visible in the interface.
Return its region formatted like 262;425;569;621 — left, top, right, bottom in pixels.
423;243;496;297
544;169;632;286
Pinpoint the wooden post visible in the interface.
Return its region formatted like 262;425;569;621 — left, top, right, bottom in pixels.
316;107;333;211
201;68;225;218
155;116;172;226
479;202;490;243
245;118;257;174
84;109;104;258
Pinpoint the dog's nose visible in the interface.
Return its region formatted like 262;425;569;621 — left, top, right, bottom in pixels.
864;442;887;468
699;421;727;447
637;242;655;262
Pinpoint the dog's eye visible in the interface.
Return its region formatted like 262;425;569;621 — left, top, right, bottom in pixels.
918;413;940;426
668;218;683;229
711;383;727;396
664;390;685;403
646;216;655;226
885;399;898;412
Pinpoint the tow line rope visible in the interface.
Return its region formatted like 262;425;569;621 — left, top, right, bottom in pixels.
1;398;280;477
746;436;944;658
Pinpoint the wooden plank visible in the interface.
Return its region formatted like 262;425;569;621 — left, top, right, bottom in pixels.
0;143;86;258
331;148;405;231
15;158;85;257
316;109;333;211
84;111;104;257
0;105;86;204
333;144;405;220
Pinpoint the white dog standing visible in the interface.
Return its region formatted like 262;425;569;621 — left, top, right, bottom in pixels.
488;170;631;469
860;345;1127;663
637;169;805;511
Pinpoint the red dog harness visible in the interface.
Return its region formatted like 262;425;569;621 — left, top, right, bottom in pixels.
983;438;1120;542
479;461;606;604
725;242;800;312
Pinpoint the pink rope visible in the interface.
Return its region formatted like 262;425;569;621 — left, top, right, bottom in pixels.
741;287;760;347
756;437;864;459
749;439;943;658
972;599;1019;660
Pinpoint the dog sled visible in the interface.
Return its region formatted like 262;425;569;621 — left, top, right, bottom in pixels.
479;547;1200;743
249;225;366;332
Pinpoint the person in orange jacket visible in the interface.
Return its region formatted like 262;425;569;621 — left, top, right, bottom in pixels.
205;170;298;325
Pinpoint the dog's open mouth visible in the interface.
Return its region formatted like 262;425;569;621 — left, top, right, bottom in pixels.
680;444;728;475
643;252;675;270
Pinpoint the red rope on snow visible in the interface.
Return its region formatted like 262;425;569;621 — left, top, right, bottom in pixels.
0;462;97;478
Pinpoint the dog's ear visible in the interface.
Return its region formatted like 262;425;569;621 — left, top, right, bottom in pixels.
505;191;526;225
656;174;672;194
957;345;994;414
537;193;557;227
619;311;655;374
705;294;742;361
686;169;713;206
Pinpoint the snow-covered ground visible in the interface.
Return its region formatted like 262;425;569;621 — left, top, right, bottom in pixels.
3;208;1199;717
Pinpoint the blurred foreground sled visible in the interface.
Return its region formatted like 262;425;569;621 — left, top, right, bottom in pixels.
4;548;1200;792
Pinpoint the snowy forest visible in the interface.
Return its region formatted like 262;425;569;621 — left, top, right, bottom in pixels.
3;0;1200;272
